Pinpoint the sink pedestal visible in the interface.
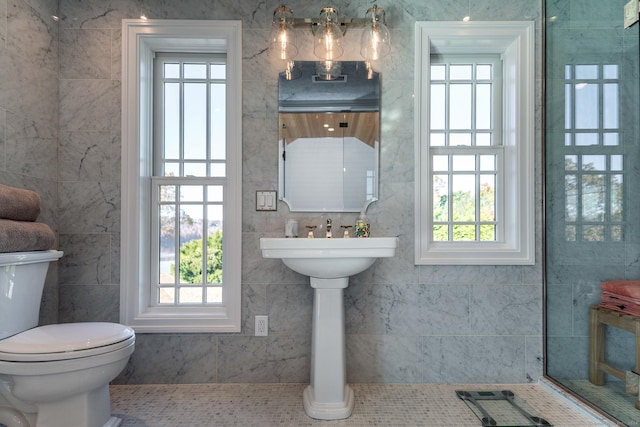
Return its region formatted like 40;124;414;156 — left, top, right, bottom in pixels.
259;237;398;420
303;277;354;420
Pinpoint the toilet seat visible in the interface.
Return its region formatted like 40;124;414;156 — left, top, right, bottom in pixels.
0;322;134;362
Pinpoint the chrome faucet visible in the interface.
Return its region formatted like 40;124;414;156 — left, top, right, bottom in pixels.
326;218;332;238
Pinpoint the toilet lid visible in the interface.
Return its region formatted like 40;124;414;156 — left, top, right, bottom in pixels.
0;322;134;355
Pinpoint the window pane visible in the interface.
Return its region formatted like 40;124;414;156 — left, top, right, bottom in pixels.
433;175;448;221
159;204;176;285
164;162;179;177
184;63;206;79
476;133;491;146
210;64;226;79
449;84;472;129
574;83;598;129
430;133;445;146
160;185;176;202
603;132;619;146
582;174;605;221
207;287;223;303
575;65;598;79
480;155;495;171
184;163;206;177
210;83;226;160
480;225;495;241
432;155;448;171
450;64;472;80
210;164;226;177
450;133;471;146
583;225;604;241
180;185;203;202
603;83;618;129
433;225;448;241
164;83;180;159
603;64;618;79
452;155;475;171
476;64;492;79
582;155;606;171
164;63;180;79
476;84;492;129
452;174;475;221
565;155;578;171
180;287;203;303
611;174;623;221
430;84;446;130
206;215;223;285
480;174;495;221
575;133;598;146
564;84;572;130
565;175;577;222
431;64;445;80
159;287;175;304
452;224;475;241
208;185;224;202
184;83;207;159
610;155;623;171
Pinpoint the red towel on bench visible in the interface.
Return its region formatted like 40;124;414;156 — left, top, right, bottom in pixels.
601;280;640;299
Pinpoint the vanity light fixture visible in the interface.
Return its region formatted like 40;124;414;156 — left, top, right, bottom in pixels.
270;4;391;62
270;5;298;61
360;5;391;61
314;7;345;60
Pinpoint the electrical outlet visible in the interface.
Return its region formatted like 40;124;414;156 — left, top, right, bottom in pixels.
255;315;268;336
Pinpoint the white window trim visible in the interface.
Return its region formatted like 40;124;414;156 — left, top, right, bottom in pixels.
414;21;535;265
120;19;242;332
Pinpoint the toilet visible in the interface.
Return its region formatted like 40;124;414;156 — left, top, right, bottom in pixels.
0;250;135;427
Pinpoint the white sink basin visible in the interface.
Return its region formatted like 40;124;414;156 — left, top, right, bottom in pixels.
260;237;398;279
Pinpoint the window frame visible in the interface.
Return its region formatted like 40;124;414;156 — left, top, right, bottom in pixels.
121;19;242;332
414;21;535;265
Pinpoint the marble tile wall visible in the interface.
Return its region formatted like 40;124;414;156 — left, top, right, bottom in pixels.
0;0;59;324
545;0;640;380
51;0;544;385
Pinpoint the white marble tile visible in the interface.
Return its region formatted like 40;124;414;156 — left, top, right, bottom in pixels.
423;335;527;383
120;333;218;384
58;180;119;233
346;334;422;383
58;283;120;323
58;131;112;181
470;284;542;335
59;28;111;79
58;233;111;284
59;79;120;132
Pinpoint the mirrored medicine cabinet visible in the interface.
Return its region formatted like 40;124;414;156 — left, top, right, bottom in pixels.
278;61;380;212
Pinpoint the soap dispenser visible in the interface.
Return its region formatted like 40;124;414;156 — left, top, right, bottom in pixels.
354;211;370;238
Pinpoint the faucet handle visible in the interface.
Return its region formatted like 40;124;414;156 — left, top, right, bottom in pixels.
305;225;317;238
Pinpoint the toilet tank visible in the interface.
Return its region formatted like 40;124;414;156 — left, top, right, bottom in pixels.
0;250;63;340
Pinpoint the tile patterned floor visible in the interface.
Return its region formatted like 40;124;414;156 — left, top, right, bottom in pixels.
110;383;614;426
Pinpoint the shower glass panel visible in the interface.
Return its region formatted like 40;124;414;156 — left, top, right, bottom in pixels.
545;0;640;424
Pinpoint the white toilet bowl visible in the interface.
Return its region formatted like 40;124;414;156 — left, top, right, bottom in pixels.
0;322;135;427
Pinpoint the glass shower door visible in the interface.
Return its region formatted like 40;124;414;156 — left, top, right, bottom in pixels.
545;0;640;424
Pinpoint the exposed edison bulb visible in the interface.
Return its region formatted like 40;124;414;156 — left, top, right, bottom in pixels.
270;6;298;61
313;8;344;61
360;6;390;61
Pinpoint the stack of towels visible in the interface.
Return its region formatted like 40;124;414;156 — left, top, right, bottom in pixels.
600;280;640;316
0;184;55;253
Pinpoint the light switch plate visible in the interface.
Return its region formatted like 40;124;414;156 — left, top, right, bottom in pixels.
256;191;277;211
624;0;639;28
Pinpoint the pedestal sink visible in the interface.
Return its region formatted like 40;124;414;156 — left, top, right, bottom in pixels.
260;237;398;420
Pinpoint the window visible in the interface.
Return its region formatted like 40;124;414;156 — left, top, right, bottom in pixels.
429;55;502;242
415;21;535;265
563;64;623;242
121;20;242;332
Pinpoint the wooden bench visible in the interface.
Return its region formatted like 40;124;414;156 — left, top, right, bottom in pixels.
589;305;640;409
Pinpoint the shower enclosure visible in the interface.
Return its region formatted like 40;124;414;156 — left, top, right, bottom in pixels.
545;0;640;424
